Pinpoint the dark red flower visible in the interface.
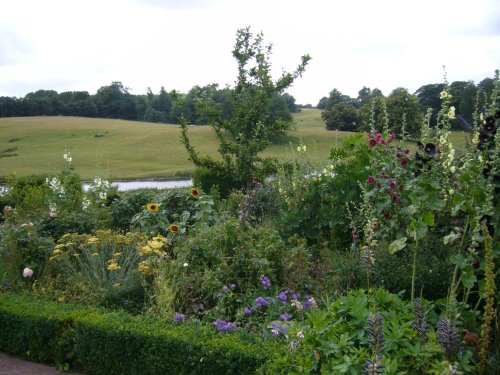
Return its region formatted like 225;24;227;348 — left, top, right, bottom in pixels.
401;158;408;167
369;139;377;147
396;153;402;159
404;149;410;154
367;176;376;185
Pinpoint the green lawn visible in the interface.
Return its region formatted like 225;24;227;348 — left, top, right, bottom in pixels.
0;109;468;180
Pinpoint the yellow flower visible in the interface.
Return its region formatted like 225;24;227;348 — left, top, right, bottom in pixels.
147;203;159;213
107;261;121;271
91;252;98;256
447;106;456;119
52;249;62;255
73;253;81;257
113;282;121;288
169;224;180;233
191;188;200;199
440;91;452;100
450;166;456;173
152;235;167;242
138;261;151;275
57;297;65;303
139;245;153;255
87;237;100;244
297;146;302;152
148;240;163;250
113;252;122;257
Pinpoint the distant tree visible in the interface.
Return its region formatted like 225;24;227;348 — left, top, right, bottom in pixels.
317;96;328;109
282;93;298;112
477;77;495;104
322;102;359;131
358;96;388;132
356;86;372;108
181;26;310;192
449;80;477;127
386;87;422;135
94;82;129;118
0;96;22;117
414;83;445;124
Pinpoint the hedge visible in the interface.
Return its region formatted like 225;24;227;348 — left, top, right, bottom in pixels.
0;293;281;374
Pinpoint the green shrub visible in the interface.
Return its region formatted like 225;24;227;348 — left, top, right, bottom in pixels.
0;293;280;374
0;224;53;288
110;189;157;232
265;289;476;374
193;167;245;198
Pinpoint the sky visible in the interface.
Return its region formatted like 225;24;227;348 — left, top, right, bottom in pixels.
0;0;499;105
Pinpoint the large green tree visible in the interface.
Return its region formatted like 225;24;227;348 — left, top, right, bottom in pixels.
181;27;310;192
386;87;423;135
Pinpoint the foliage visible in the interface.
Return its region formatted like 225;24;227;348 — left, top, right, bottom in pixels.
0;292;280;375
38;230;162;309
386;87;423;135
267;289;475;374
110;189;157;232
153;218;303;319
0;224;53;289
181;27;311;191
322;102;359;131
275;134;370;250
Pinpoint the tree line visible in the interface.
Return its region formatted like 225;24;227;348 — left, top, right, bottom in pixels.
0;81;299;125
318;76;496;134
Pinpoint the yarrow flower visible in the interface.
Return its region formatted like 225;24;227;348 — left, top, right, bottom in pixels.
107;260;121;271
147;203;159;212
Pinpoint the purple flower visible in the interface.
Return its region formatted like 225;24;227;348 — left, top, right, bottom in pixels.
230;283;236;290
255;296;270;308
222;285;229;292
271;322;285;337
388;132;395;142
367;176;376;185
260;275;271;290
213;319;237;332
277;292;288;303
280;313;293;321
244;307;253;315
174;313;186;323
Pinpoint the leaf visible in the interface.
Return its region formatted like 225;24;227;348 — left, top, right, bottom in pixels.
421;211;435;226
449;254;467;268
389;237;407;254
460;268;477;289
407;220;428;241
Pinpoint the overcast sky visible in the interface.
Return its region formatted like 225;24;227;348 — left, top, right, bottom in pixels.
1;0;499;105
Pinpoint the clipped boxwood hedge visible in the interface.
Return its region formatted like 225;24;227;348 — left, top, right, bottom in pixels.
0;293;280;374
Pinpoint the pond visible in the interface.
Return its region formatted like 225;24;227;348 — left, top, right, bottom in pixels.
83;179;193;191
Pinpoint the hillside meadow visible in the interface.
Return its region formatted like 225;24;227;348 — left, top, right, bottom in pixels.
0;109;469;180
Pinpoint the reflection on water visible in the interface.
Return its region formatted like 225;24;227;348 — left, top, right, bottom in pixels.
83;179;193;192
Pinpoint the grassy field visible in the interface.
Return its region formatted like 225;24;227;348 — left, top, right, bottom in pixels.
0;109;469;180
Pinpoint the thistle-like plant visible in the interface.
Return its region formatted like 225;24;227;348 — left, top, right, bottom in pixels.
411;297;429;344
437;316;460;360
364;312;385;374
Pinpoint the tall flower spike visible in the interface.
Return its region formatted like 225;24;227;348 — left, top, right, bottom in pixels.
366;312;385;357
411;298;429;344
437;316;460;359
362;248;376;273
363;360;384;375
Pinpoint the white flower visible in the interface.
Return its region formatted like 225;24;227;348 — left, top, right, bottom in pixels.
297;330;304;339
23;267;33;278
297;146;302;152
450;166;456;173
183;262;189;267
302;145;306;152
448;189;455;195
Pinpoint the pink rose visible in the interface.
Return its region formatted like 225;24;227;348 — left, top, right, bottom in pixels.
3;205;12;213
23;268;34;278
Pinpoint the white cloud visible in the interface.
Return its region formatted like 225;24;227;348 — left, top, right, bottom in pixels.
0;0;498;104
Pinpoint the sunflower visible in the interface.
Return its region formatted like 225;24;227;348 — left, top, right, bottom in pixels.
191;188;200;199
147;203;159;213
169;224;180;233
